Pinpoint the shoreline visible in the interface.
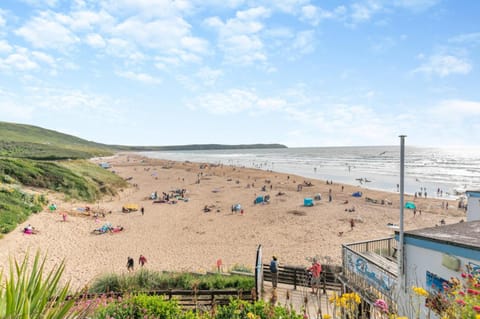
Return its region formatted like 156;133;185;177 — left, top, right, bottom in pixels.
140;149;466;200
0;153;466;289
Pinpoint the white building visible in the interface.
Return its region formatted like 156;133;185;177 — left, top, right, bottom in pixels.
400;221;480;318
339;221;480;318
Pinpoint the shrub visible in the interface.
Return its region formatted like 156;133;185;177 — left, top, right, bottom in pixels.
93;294;187;319
0;251;78;319
89;271;255;294
0;187;47;234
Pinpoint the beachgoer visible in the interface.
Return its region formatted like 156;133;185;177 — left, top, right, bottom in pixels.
127;257;134;271
62;213;67;222
216;258;223;272
308;259;322;294
141;206;145;216
270;256;279;288
139;255;147;267
350;219;355;230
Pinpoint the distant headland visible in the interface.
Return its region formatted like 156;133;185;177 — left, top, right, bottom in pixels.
0;121;287;160
112;144;288;151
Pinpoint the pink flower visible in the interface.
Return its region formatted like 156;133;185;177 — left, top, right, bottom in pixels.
374;299;389;313
473;305;480;313
461;273;467;278
455;299;466;306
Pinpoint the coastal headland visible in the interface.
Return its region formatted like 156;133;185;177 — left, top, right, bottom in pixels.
0;153;465;289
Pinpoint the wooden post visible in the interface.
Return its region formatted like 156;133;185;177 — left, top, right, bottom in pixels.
293;268;297;290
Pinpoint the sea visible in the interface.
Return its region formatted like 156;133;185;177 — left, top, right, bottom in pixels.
140;146;480;199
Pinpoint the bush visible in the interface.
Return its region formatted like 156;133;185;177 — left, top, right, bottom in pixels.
0;158;126;203
93;294;188;319
0;187;47;234
89;271;255;294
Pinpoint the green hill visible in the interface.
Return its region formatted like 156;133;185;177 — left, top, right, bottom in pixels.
0;121;113;159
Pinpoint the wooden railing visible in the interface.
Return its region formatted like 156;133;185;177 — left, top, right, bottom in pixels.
262;263;342;292
72;289;254;309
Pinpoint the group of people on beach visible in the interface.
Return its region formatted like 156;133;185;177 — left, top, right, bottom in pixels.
127;255;147;271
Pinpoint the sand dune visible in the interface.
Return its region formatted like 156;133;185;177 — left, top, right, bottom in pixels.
0;153;465;289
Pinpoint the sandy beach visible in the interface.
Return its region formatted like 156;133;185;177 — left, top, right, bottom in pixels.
0;153;466;289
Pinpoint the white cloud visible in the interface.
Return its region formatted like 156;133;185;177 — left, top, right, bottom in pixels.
0;40;12;54
267;0;310;13
449;32;480;46
350;1;383;24
0;51;38;71
85;33;106;48
434;99;480;116
300;5;346;26
105;37;145;63
187;88;288;114
103;0;192;18
113;16;189;49
15;11;80;50
222;35;266;64
205;6;270;65
28;86;120;115
109;15;208;63
414;55;472;77
291;30;315;55
116;70;162;84
31;51;56;66
67;10;116;31
176;67;223;90
196;67;223;87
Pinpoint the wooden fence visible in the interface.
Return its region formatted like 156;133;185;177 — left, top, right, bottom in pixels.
73;289;254;309
262;264;342;292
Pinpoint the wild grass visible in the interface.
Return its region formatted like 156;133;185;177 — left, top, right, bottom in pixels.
88;270;255;294
0;158;126;203
0;187;47;234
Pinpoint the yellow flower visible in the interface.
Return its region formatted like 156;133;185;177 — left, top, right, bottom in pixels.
247;312;256;319
322;315;332;319
476;315;480;319
412;286;429;297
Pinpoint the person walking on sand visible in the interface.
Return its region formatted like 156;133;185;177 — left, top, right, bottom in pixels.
139;255;147;267
308;259;322;294
127;257;134;272
270;256;279;289
350;218;355;230
141;206;145;216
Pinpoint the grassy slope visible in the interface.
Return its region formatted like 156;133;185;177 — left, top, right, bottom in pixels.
0;158;127;202
0;121;113;159
0;187;47;234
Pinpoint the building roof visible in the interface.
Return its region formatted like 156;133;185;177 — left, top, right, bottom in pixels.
403;221;480;250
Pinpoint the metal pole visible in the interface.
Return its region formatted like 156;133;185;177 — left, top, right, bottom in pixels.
398;135;406;292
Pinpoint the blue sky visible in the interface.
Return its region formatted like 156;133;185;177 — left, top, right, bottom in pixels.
0;0;479;147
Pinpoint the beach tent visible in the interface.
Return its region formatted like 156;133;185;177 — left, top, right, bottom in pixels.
304;198;314;207
232;204;242;212
405;202;416;209
254;196;264;204
314;193;322;200
352;191;363;198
